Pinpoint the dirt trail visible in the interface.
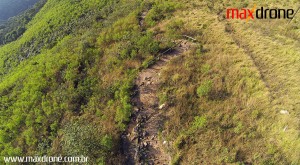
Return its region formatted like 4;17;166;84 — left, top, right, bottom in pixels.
122;40;190;165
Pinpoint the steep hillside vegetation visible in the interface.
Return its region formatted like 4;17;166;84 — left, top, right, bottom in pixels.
0;0;299;164
0;0;177;163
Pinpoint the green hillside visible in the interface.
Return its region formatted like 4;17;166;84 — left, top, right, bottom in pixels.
0;0;299;164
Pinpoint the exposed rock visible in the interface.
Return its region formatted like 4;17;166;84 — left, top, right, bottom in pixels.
134;126;139;133
143;142;148;147
145;76;152;81
280;110;289;114
137;114;144;122
159;103;166;110
142;131;148;137
131;135;137;141
133;106;139;112
142;115;147;121
140;82;145;86
123;39;188;165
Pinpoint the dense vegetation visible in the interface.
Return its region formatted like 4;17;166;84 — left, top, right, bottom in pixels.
0;0;176;163
0;0;299;164
0;0;39;21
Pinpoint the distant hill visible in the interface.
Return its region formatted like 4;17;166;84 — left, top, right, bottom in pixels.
0;20;6;25
0;0;39;20
0;0;46;45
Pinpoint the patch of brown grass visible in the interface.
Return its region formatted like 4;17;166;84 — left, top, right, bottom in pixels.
157;1;299;163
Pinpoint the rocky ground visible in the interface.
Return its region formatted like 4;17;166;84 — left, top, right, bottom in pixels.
121;40;191;165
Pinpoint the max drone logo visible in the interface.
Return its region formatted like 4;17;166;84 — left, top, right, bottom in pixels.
226;5;300;22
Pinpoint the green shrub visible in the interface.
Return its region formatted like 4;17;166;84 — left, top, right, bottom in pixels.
174;134;186;149
196;45;203;56
234;122;243;134
201;64;211;74
101;134;113;151
158;92;168;104
196;80;212;97
145;1;177;26
60;120;110;161
136;32;160;55
171;152;182;165
114;79;134;130
115;104;132;130
142;56;155;68
192;116;207;130
166;19;184;39
251;110;260;119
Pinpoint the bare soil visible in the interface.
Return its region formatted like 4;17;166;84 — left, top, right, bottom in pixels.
122;40;191;165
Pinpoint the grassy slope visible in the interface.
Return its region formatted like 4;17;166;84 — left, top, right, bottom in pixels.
158;0;299;164
0;0;299;164
0;0;176;163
